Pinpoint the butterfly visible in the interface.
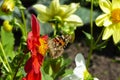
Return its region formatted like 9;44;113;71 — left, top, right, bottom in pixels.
48;34;73;59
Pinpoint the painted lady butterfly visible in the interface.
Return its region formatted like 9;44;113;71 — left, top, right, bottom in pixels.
48;35;73;59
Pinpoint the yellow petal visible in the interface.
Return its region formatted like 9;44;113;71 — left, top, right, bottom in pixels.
103;15;112;27
102;25;114;40
95;14;109;26
1;0;15;13
37;14;51;23
64;14;83;26
49;0;60;15
33;4;47;14
63;3;79;18
58;5;68;17
112;0;120;9
33;4;51;22
113;24;120;44
99;0;111;13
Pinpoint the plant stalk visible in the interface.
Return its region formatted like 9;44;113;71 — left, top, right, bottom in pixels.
0;42;12;73
21;10;27;37
86;0;94;68
13;54;25;80
0;56;9;72
95;28;104;46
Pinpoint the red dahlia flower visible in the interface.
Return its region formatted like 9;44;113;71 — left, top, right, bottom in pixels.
22;14;48;80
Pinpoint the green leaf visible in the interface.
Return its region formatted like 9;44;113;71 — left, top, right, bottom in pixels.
54;57;72;79
1;27;15;59
62;69;73;77
82;31;95;47
10;52;29;79
43;58;53;75
41;67;53;80
82;31;94;40
60;24;76;35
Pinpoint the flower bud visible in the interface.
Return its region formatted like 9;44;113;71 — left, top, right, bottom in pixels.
1;0;15;13
3;20;13;32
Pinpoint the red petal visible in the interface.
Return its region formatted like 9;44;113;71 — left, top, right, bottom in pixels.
31;14;40;37
41;35;48;41
32;55;40;74
22;78;26;80
37;53;44;66
24;57;32;73
27;31;39;55
25;69;41;80
27;31;33;51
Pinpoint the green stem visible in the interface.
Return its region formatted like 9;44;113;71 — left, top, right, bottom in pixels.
0;42;12;73
95;28;104;45
14;21;25;36
86;0;94;68
13;54;25;80
53;27;57;37
0;56;9;72
52;22;58;37
95;40;108;49
21;10;27;37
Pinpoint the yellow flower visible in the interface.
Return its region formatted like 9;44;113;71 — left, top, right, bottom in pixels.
3;20;13;32
1;0;15;13
33;0;83;26
95;0;120;44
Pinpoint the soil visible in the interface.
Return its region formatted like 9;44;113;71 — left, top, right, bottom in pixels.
64;30;120;80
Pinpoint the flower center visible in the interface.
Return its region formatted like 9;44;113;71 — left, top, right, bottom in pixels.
37;38;48;56
111;8;120;23
84;70;89;79
84;70;93;80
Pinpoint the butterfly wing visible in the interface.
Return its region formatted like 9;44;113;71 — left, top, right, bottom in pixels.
48;38;64;59
48;35;73;59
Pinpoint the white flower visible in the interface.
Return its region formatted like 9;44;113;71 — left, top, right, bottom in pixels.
62;53;99;80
